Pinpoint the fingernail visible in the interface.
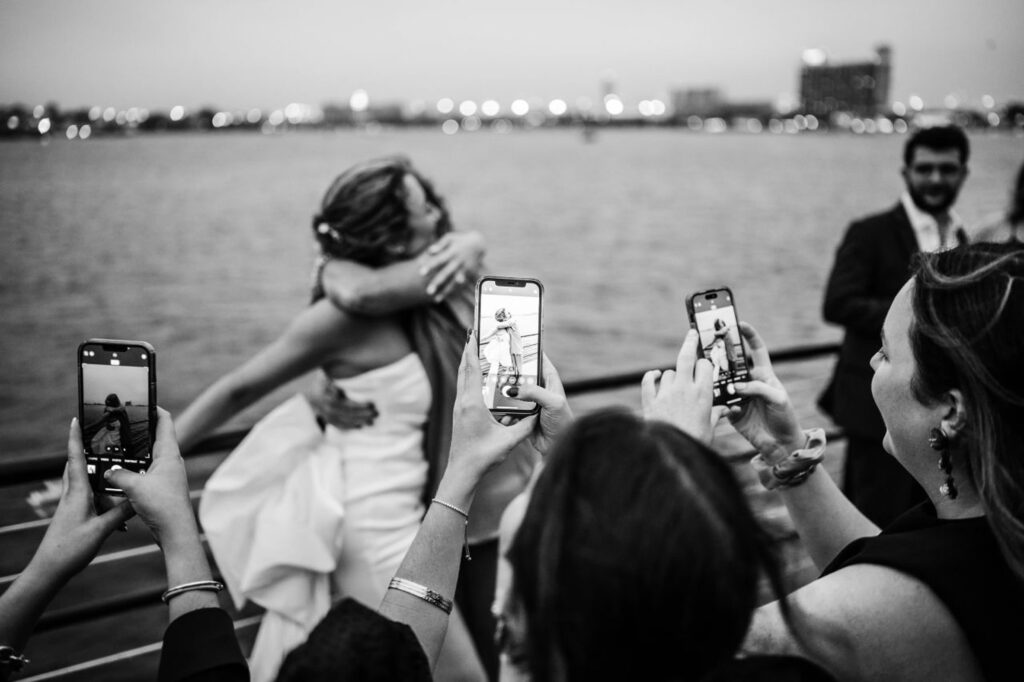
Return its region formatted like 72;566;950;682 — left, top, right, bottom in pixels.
507;387;519;397
419;267;428;275
426;285;436;295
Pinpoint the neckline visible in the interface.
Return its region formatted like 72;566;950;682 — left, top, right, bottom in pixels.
328;353;421;382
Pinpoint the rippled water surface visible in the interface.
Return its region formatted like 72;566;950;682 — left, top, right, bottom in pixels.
2;128;1021;456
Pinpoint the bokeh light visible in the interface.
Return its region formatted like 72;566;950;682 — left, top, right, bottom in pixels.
510;99;529;116
481;100;500;117
548;99;567;116
350;89;369;112
170;105;186;122
37;118;51;134
603;95;623;116
459;100;478;116
79;124;91;139
436;98;454;114
441;119;459;135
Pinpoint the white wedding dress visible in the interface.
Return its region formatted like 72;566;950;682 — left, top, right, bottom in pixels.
199;353;431;682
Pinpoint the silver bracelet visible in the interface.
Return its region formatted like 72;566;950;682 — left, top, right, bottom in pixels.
0;645;29;673
431;498;472;561
388;577;453;614
161;580;225;604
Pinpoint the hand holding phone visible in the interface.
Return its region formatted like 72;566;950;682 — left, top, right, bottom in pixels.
685;287;751;407
475;276;543;416
78;339;157;494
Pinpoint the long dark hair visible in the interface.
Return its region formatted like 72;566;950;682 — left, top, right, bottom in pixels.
310;156;451;299
910;242;1024;581
507;409;788;681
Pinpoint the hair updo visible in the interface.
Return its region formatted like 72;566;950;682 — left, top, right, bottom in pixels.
311;156;451;267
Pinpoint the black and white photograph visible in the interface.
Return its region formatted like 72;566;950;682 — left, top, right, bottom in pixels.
2;0;1023;679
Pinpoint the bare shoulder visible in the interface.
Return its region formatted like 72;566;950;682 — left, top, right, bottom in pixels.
780;565;983;681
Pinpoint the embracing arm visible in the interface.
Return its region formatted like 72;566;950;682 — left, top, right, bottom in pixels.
321;231;485;315
174;300;350;453
744;565;983;682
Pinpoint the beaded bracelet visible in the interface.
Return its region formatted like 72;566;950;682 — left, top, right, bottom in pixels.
161;580;225;604
432;497;472;561
388;577;453;614
750;428;827;490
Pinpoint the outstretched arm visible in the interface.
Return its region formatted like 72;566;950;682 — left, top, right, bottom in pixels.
175;299;352;453
321;231;485;315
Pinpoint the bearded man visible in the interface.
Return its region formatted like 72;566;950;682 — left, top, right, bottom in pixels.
821;125;969;527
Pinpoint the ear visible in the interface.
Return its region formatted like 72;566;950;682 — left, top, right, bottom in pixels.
939;388;967;437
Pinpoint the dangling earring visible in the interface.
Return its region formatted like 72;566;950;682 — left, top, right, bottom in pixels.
928;427;959;499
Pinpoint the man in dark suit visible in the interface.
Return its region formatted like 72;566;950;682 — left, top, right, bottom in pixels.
822;125;970;526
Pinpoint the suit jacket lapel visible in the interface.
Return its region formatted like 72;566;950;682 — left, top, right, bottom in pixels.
892;203;918;259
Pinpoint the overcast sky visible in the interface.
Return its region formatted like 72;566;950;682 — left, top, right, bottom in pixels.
2;0;1021;112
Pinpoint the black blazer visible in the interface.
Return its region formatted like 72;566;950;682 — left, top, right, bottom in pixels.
822;203;919;439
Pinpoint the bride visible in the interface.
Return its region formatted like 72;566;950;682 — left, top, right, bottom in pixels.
175;157;531;681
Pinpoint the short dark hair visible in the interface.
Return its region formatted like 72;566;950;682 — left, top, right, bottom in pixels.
507;408;786;681
903;125;970;167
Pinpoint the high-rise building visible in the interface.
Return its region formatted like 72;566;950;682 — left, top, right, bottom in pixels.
670;87;725;119
799;45;891;118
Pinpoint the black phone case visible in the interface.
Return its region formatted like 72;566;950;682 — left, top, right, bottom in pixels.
78;338;157;495
684;287;749;407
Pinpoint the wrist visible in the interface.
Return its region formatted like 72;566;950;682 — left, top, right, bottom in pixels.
434;471;478;512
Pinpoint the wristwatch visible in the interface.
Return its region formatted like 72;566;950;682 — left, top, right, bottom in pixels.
0;645;29;673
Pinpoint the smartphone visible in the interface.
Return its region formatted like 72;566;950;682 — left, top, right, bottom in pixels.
476;276;543;416
685;287;751;406
78;339;157;494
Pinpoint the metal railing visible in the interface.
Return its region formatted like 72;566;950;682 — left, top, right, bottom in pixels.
2;341;843;641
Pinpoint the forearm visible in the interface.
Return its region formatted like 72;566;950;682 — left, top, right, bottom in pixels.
0;564;69;652
175;379;253;453
161;523;220;624
379;471;478;669
777;467;879;569
822;294;889;335
323;258;430;316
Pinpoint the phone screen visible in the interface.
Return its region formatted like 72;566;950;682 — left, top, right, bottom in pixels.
79;341;155;493
477;278;542;414
690;289;750;406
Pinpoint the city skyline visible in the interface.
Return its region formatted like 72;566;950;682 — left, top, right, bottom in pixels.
2;0;1022;112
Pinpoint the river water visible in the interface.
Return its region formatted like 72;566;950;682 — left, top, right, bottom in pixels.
1;128;1021;457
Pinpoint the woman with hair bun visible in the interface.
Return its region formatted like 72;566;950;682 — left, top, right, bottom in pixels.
177;157;531;681
733;242;1024;681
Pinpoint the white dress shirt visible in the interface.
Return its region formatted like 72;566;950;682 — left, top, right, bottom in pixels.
901;191;965;253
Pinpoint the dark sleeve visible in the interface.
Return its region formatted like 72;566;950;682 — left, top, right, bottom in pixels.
158;608;249;682
822;221;891;336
